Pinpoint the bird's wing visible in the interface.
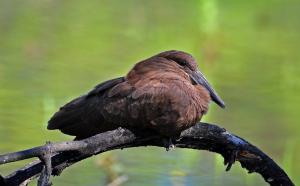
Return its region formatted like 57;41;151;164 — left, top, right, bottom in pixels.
47;77;125;139
101;77;185;135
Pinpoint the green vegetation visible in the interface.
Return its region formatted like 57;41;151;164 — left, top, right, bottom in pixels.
0;0;299;185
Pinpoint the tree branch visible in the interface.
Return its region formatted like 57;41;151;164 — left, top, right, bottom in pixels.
0;122;294;186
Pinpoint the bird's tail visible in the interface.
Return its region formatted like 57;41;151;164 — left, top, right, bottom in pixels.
47;95;104;139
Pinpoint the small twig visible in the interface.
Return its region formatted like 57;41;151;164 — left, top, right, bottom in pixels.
0;141;87;165
37;142;53;186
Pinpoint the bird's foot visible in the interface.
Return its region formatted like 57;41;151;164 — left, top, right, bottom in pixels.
224;149;239;171
163;138;175;151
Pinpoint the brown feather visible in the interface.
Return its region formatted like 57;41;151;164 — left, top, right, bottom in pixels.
47;50;214;139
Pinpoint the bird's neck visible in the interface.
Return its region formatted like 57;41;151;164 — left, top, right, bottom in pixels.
126;57;189;84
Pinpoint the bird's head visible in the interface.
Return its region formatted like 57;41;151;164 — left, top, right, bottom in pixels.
157;50;225;108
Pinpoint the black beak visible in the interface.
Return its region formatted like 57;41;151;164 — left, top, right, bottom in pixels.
190;71;225;108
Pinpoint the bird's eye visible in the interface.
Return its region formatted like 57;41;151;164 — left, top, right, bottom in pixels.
175;59;187;66
164;56;189;67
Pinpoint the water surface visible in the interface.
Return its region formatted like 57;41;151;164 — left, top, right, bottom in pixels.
0;0;299;185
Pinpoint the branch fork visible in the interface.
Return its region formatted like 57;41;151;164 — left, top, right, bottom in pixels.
0;122;294;186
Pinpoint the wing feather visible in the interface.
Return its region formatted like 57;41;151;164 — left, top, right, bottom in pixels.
47;77;125;139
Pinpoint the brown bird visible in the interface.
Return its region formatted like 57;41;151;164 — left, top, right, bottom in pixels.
47;50;225;145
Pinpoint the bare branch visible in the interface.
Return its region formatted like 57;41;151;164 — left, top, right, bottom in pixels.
0;122;294;186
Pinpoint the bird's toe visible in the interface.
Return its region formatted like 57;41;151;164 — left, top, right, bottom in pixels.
163;138;175;151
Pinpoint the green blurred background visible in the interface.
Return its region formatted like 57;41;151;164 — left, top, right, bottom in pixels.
1;0;299;185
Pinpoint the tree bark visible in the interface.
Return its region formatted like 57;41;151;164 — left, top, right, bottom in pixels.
0;122;294;186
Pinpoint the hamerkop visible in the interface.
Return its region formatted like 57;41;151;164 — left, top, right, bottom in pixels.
48;50;225;146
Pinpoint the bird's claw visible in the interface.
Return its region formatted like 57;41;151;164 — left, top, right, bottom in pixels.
224;149;239;171
163;138;175;151
167;144;175;151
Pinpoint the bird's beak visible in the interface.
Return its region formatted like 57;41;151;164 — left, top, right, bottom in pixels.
190;71;225;108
